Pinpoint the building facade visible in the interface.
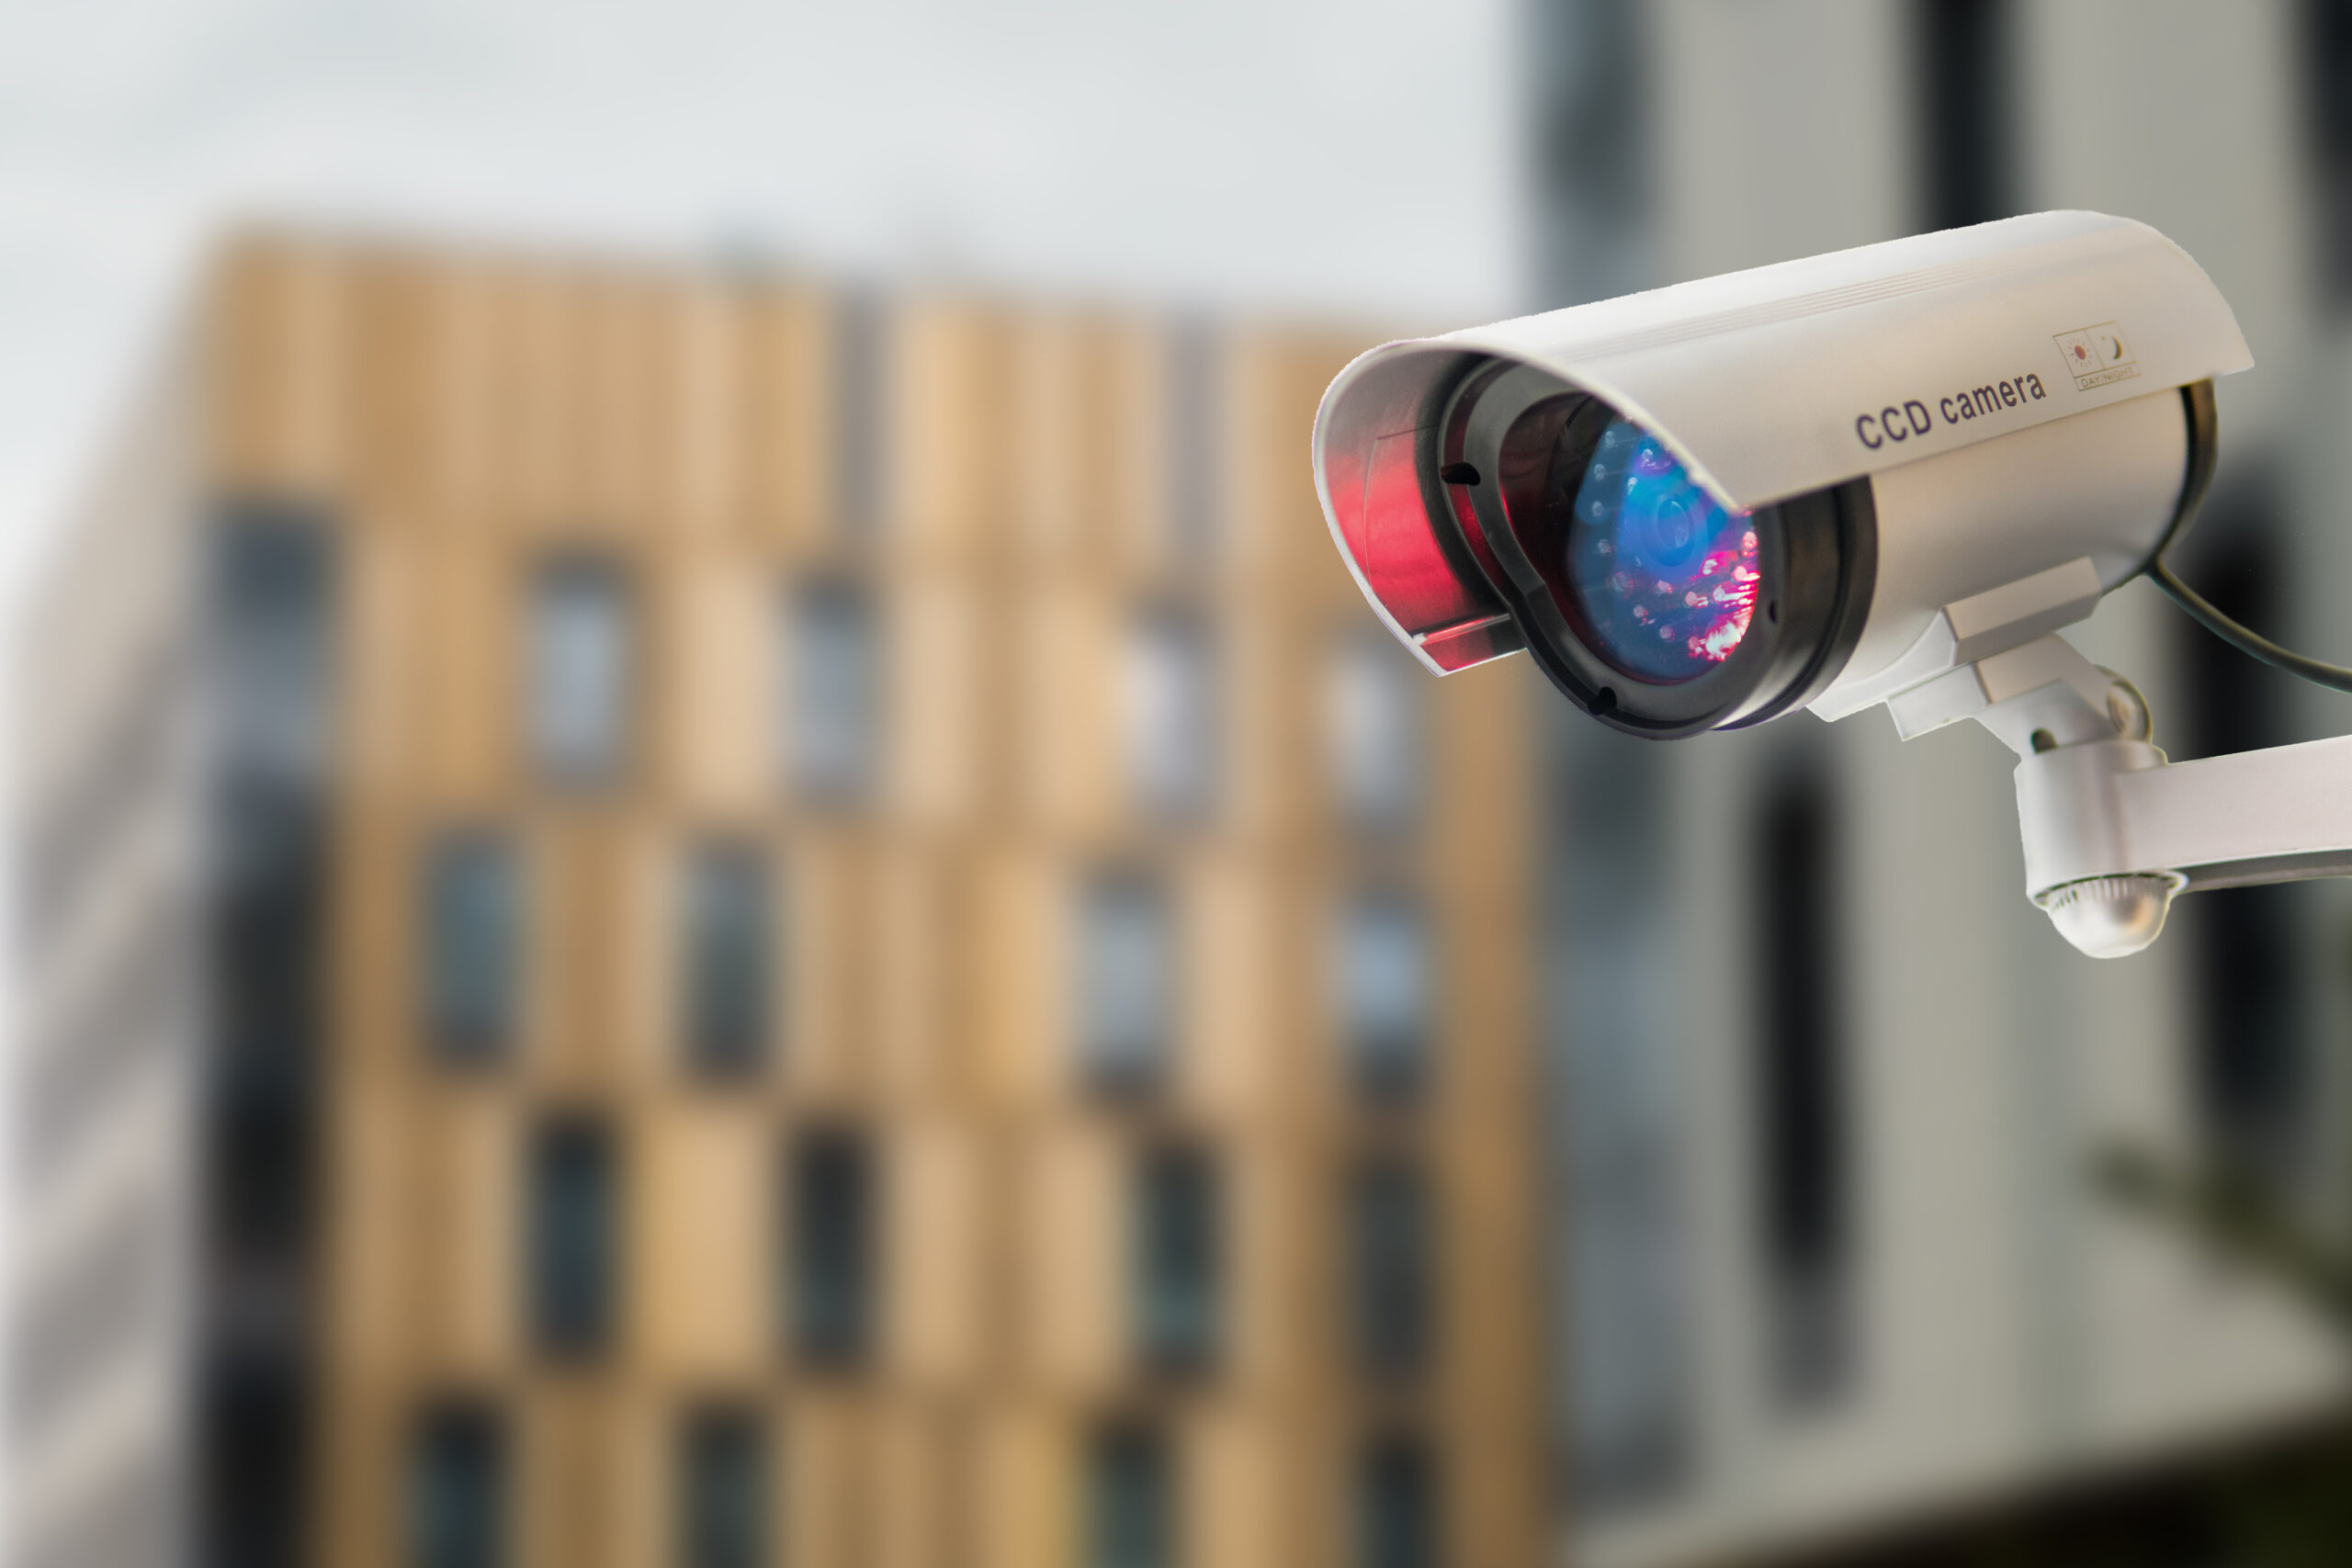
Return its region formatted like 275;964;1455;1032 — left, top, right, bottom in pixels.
12;239;1553;1568
1535;4;2352;1567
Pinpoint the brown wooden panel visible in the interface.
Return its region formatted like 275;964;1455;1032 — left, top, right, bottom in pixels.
163;239;1557;1568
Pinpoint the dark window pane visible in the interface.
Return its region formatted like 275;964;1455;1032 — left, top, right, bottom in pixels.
2174;496;2310;1179
1133;1143;1221;1374
209;505;334;1072
209;785;323;1265
1328;631;1424;831
1080;871;1173;1093
786;580;878;802
212;787;324;1071
1530;0;1654;304
1337;891;1431;1101
2306;0;2352;301
1087;1423;1173;1568
1913;0;2015;231
422;832;519;1062
1122;606;1216;821
212;503;335;788
678;1406;770;1568
528;557;632;784
1750;770;1852;1408
204;502;334;1568
681;844;775;1078
202;1354;309;1568
210;1070;313;1269
787;1128;875;1366
1350;1156;1432;1378
411;1402;505;1568
1356;1435;1438;1568
1555;727;1695;1508
527;1117;618;1357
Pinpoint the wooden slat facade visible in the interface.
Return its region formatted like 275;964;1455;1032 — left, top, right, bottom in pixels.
174;231;1556;1568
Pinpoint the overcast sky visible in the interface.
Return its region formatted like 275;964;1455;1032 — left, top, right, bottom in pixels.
0;0;1524;603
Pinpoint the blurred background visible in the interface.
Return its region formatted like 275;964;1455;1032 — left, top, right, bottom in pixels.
11;3;2352;1566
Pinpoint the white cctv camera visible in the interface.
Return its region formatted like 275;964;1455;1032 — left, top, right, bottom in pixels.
1316;209;2238;736
1317;210;2352;957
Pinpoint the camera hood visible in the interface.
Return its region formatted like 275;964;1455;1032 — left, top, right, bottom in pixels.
1314;210;2252;733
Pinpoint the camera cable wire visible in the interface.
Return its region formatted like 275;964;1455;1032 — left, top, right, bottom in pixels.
2146;549;2352;694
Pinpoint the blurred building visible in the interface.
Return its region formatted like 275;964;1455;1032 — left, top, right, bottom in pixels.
1535;3;2352;1567
10;239;1555;1567
26;8;2352;1568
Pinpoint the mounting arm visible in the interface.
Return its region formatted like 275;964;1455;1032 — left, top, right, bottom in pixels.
1883;634;2352;956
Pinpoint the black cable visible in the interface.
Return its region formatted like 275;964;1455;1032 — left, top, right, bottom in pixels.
2147;550;2352;694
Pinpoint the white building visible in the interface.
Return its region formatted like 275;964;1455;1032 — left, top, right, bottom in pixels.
1535;4;2352;1565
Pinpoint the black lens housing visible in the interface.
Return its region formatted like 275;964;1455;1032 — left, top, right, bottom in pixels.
1421;362;1879;739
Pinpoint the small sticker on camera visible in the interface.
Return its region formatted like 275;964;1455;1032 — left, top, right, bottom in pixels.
2053;322;2139;390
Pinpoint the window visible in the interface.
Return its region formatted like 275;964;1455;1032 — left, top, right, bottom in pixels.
526;1117;618;1358
834;291;888;536
1750;770;1852;1408
212;502;336;789
1349;1156;1432;1378
1078;871;1173;1093
1558;734;1694;1507
210;511;332;1075
210;772;323;1255
1529;0;1653;304
1163;320;1221;560
787;1128;875;1366
212;785;323;1071
528;557;633;784
1132;1142;1221;1374
1355;1435;1437;1568
422;832;519;1062
1912;0;2014;231
200;1345;307;1568
2306;0;2352;301
2175;502;2310;1179
410;1402;505;1568
1336;892;1431;1101
786;580;878;802
205;503;332;1568
211;1060;314;1265
677;1407;770;1568
1087;1423;1173;1568
1328;632;1424;830
1121;605;1216;821
680;844;774;1078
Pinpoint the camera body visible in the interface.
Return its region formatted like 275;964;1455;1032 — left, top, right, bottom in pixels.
1315;210;2250;738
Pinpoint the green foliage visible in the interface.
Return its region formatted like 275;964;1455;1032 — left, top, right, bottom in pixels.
2088;1142;2352;1568
2092;1145;2352;1341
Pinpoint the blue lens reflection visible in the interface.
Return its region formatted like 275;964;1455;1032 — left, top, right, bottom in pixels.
1564;418;1759;682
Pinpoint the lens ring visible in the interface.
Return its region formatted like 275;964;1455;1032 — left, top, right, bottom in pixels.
1436;362;1875;739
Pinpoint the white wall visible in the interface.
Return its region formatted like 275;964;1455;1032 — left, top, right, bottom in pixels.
1574;5;2349;1564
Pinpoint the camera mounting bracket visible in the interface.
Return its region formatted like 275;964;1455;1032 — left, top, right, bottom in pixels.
1882;632;2352;955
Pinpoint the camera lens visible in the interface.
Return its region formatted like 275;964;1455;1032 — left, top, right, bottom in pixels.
1438;362;1875;737
1561;416;1759;682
